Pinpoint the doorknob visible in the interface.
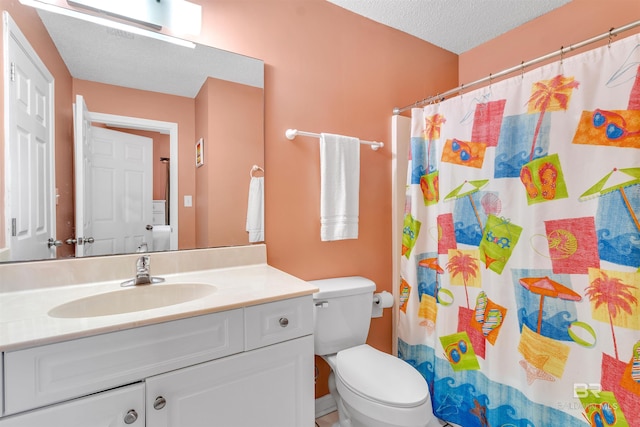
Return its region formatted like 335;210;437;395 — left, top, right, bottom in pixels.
146;224;153;231
65;237;95;245
47;238;62;248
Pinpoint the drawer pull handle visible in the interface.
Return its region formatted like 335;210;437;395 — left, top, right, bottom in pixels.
124;409;138;424
154;396;167;410
279;317;289;327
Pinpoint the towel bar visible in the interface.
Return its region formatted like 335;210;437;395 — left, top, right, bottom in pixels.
285;129;383;151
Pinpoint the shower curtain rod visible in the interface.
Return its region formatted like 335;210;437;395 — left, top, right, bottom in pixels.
393;19;640;115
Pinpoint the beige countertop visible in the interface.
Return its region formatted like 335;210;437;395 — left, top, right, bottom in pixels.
0;263;318;352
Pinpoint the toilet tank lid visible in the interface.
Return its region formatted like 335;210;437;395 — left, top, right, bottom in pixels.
309;276;375;299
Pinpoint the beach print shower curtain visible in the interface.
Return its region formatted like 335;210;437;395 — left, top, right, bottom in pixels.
398;33;640;427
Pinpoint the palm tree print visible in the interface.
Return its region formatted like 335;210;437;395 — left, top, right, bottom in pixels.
527;75;580;161
424;114;445;172
446;250;479;309
585;272;638;360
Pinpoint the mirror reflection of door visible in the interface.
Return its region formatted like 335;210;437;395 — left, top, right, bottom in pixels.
73;95;153;257
5;13;56;262
73;94;92;257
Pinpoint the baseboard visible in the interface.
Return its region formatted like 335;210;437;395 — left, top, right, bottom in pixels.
315;394;337;418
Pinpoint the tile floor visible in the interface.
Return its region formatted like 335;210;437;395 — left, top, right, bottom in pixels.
315;412;454;427
315;411;338;427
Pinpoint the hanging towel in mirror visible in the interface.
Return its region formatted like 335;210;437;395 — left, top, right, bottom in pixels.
246;176;264;242
320;133;360;241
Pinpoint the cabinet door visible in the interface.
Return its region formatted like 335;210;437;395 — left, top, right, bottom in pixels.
0;383;144;427
146;335;315;427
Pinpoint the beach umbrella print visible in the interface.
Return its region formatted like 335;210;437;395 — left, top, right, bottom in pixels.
579;167;640;232
519;276;582;334
444;179;489;231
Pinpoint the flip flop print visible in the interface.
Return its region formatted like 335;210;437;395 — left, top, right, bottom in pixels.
475;291;503;336
539;162;558;200
520;165;539;198
475;292;488;323
633;341;640;383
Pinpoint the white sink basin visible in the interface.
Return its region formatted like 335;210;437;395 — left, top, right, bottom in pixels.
48;283;217;318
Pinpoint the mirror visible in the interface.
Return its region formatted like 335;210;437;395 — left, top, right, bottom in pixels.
2;2;264;263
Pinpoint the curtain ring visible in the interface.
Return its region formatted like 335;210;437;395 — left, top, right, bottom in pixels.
489;73;493;89
560;46;564;65
521;61;525;79
459;83;464;98
608;27;615;48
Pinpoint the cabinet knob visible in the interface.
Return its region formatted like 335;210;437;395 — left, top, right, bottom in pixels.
124;409;138;424
279;317;289;327
154;395;167;410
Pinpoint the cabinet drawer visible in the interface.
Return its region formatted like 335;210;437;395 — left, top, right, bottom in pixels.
244;295;313;350
4;309;243;415
0;383;145;427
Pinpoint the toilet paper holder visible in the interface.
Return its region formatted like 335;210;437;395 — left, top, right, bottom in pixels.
371;291;393;318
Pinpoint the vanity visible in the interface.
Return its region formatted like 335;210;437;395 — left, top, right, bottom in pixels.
0;245;318;426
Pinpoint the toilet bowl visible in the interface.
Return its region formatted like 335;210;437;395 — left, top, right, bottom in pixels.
311;276;438;427
325;345;435;427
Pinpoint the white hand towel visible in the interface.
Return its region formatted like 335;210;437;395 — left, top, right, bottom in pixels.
320;133;359;241
246;176;264;243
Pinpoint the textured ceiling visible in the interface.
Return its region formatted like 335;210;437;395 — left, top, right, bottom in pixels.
37;9;263;98
327;0;572;54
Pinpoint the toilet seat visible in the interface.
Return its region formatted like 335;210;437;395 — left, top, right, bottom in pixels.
335;344;428;408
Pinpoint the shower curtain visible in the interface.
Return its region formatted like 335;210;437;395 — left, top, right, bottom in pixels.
398;33;640;427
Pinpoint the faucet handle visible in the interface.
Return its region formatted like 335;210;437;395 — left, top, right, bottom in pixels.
136;255;150;273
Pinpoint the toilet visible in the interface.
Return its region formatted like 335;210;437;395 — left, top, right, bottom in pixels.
311;276;440;427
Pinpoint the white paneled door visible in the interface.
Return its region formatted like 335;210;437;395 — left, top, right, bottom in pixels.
74;95;153;257
5;13;56;261
89;127;153;256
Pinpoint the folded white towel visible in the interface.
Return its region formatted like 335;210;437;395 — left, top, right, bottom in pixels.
320;133;359;241
246;176;264;243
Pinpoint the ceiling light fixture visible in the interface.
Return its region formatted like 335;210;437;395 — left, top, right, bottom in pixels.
19;0;197;48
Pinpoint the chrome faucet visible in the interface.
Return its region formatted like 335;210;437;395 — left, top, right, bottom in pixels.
121;254;165;287
135;255;152;285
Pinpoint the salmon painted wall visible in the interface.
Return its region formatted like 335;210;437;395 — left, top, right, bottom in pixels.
0;0;74;258
72;79;197;249
459;0;640;85
195;77;263;248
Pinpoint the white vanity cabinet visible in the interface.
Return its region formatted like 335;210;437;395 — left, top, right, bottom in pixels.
0;295;315;427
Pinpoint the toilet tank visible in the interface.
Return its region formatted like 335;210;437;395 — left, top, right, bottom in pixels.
310;276;376;356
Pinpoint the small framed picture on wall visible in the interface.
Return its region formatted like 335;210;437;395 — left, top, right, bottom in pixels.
195;138;204;167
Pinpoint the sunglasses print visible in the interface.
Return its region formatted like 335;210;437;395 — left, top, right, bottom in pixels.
444;339;468;363
592;109;640;140
451;139;477;162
